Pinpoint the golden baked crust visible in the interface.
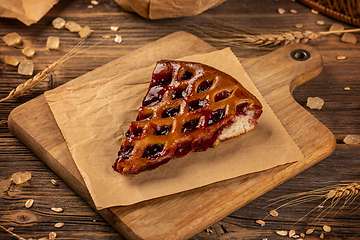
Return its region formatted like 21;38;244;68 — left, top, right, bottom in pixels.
113;60;262;174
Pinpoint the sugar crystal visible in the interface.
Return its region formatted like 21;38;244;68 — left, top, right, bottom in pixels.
343;134;360;144
79;26;92;38
4;55;19;66
18;60;34;75
47;36;60;50
22;46;35;57
52;17;66;29
65;21;82;32
2;32;22;46
329;23;344;36
341;33;357;44
307;97;324;110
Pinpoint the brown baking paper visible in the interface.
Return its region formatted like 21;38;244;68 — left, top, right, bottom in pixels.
0;0;58;26
115;0;226;19
45;48;304;210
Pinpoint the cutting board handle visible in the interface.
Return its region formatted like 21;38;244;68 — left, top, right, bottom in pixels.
241;43;323;95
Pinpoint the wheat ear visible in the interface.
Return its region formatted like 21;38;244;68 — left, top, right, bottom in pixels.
265;181;360;224
191;25;360;49
0;33;96;103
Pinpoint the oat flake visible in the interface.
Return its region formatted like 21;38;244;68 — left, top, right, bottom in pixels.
51;207;63;213
25;199;34;208
270;209;279;217
276;230;288;236
323;225;331;232
256;219;265;226
306;228;314;234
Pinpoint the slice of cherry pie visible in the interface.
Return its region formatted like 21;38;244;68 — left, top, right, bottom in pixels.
113;60;263;174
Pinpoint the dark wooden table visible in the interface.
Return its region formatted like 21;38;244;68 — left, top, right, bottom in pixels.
1;0;359;239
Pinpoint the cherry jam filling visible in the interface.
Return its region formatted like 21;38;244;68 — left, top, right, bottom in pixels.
236;103;249;115
125;125;143;138
172;87;187;100
153;125;171;135
189;98;207;112
137;113;152;121
207;108;225;126
162;106;180;118
142;85;167;106
181;70;194;81
142;144;165;159
182;119;199;132
152;72;172;86
214;90;231;102
174;142;192;158
197;80;213;93
118;145;134;160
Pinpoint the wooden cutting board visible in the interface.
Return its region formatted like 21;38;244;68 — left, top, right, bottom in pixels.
8;31;336;240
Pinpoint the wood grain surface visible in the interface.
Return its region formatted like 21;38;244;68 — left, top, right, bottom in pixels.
1;0;360;239
7;31;336;239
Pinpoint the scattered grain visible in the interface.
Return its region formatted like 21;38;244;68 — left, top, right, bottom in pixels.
276;230;288;236
51;179;58;186
270;209;279;217
316;20;325;26
323;225;331;232
344;87;351;91
256;219;265;226
320;233;324;239
300;233;305;238
278;8;286;14
22;46;35;57
290;9;298;14
341;33;357;44
295;24;303;28
91;0;99;5
65;21;82;32
25;199;34;208
51;207;63;213
54;222;64;228
79;26;92;38
11;171;31;184
311;9;319;14
343;134;360;144
88;5;94;8
307;96;324;110
4;55;19;66
289;229;296;237
329;23;344;35
102;35;111;39
52;17;66;29
293;235;300;238
336;55;346;60
2;32;22;46
110;26;119;31
49;231;57;240
114;34;123;43
47;36;60;50
306;228;314;234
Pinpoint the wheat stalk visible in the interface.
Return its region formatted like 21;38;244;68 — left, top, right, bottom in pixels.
190;25;360;49
0;33;97;103
265;181;360;224
0;224;25;240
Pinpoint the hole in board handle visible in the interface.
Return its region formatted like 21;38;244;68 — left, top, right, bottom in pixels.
290;49;311;61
